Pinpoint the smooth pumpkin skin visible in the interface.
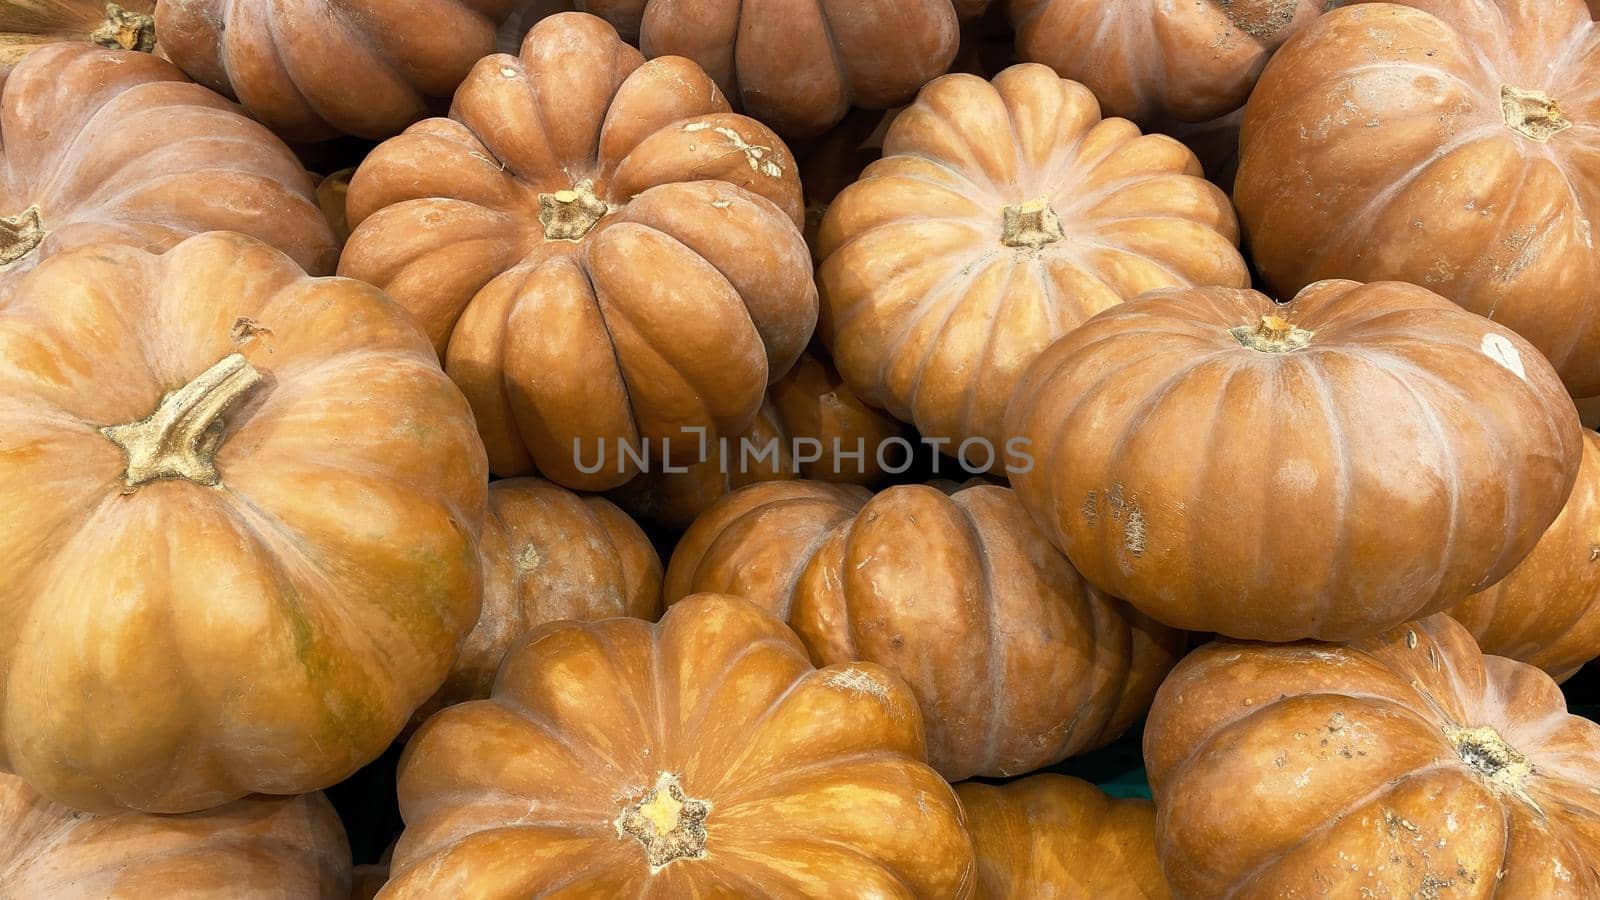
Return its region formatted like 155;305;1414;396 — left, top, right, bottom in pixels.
818;64;1247;455
340;13;816;491
382;594;976;898
1448;431;1600;683
665;481;1184;781
1236;0;1600;396
0;44;335;286
0;0;156;81
1005;280;1583;643
154;0;519;141
1145;615;1600;897
0;233;488;814
955;775;1170;900
0;773;351;898
1009;0;1323;125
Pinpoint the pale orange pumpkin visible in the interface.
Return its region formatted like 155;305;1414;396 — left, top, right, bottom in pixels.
0;232;487;813
1145;615;1600;897
0;0;156;82
382;594;976;897
818;63;1247;454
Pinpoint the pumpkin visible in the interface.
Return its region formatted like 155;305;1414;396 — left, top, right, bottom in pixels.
340;13;816;491
817;64;1247;455
154;0;520;142
416;477;661;722
665;480;1183;781
1008;0;1323;126
496;0;571;52
317;168;356;246
1005;280;1584;643
1448;431;1600;682
351;866;388;900
0;232;488;814
955;774;1170;899
0;44;336;285
1235;0;1600;396
0;773;351;898
1145;615;1600;897
382;593;976;897
0;0;155;82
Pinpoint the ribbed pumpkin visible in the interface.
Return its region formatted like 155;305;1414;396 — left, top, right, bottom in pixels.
956;775;1170;899
818;63;1246;454
1145;616;1600;897
316;168;356;247
0;773;351;898
1235;0;1600;396
340;13;815;491
0;232;488;814
1006;280;1584;642
0;44;335;286
383;594;976;897
155;0;519;141
1448;430;1600;682
665;481;1184;781
1008;0;1323;125
0;0;155;81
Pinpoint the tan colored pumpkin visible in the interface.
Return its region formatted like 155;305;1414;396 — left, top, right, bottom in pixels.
0;0;155;81
1008;0;1323;125
818;63;1247;454
417;477;661;721
383;594;976;897
1006;280;1584;642
665;480;1184;781
955;775;1170;900
340;13;815;491
0;773;351;897
1448;431;1600;682
316;168;356;246
0;44;335;285
0;232;488;814
1145;615;1600;897
155;0;520;141
1235;0;1600;396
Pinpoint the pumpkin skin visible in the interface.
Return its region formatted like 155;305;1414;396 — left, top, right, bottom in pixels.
0;0;156;82
316;168;356;246
382;594;976;898
665;481;1184;781
1006;280;1583;643
0;232;488;814
0;44;336;285
340;13;816;491
154;0;520;142
955;775;1170;900
818;64;1247;454
1448;431;1600;683
1235;0;1600;396
1008;0;1323;125
0;773;351;898
1145;615;1600;897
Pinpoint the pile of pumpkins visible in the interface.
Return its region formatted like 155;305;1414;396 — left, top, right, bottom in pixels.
0;0;1597;896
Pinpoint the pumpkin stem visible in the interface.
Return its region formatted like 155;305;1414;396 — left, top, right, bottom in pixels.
539;179;610;242
1230;314;1313;352
91;3;158;53
1500;85;1571;142
1001;198;1063;249
614;772;710;871
0;205;46;268
1445;725;1533;792
101;353;263;492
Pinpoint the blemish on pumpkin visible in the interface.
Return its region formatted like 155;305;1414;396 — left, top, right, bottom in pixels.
231;317;273;344
1124;506;1147;556
1589;544;1599;563
0;205;45;268
91;3;155;52
1405;629;1418;649
1217;0;1298;39
514;543;541;573
687;122;784;178
826;667;889;699
1445;724;1535;798
1080;491;1099;527
615;772;710;871
1500;85;1571;142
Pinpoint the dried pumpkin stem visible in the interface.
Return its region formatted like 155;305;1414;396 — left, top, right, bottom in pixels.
1001;198;1063;249
1230;314;1313;352
614;772;710;871
91;3;158;53
1444;725;1533;792
102;353;263;491
1500;85;1571;142
539;179;610;241
0;206;46;268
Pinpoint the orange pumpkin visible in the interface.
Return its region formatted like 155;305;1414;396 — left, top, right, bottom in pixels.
383;594;976;897
496;0;572;52
0;0;155;81
0;773;351;897
1006;280;1583;642
0;44;335;285
1008;0;1323;125
316;168;356;246
155;0;520;141
1235;0;1600;396
818;64;1246;454
955;775;1170;899
1448;431;1600;682
1145;615;1600;897
340;13;815;491
665;480;1183;781
0;232;488;813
